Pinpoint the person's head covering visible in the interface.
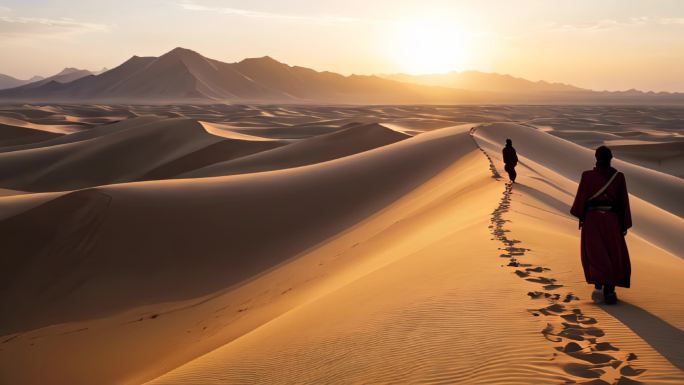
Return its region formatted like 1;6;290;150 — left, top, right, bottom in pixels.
595;145;613;167
505;138;512;146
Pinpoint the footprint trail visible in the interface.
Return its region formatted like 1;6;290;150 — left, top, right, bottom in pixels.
470;127;646;385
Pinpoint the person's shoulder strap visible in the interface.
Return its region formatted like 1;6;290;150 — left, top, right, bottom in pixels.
589;171;619;201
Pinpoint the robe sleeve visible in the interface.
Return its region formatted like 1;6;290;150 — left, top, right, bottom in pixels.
618;172;632;230
513;149;518;164
570;172;588;221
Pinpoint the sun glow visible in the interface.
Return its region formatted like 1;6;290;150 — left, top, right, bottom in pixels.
387;18;473;74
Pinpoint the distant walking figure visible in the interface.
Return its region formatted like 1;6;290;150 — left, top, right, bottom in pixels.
502;139;518;182
570;146;632;305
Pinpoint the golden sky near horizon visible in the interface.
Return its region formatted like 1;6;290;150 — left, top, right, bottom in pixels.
1;0;683;91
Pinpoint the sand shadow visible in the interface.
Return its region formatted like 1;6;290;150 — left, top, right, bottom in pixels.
592;292;684;371
510;182;574;221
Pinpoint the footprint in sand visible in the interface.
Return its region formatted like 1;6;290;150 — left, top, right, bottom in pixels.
564;362;605;378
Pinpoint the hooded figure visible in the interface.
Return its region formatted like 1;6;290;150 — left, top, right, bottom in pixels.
570;146;632;304
502;139;518;182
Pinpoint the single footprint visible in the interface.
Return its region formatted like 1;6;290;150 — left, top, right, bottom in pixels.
567;351;616;364
557;341;584;353
561;313;597;325
526;276;556;284
539;303;566;315
594;342;619;351
563;363;605;378
563;293;580;302
559;323;605;340
620;365;647;377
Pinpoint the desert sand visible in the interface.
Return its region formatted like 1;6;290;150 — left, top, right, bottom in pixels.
0;104;682;385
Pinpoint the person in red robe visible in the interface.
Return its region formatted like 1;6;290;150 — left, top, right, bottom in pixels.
502;139;518;182
570;146;632;304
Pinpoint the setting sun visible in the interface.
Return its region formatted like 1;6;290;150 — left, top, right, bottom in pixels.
387;18;473;74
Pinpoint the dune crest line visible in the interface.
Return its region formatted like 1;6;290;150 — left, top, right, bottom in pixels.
469;126;647;385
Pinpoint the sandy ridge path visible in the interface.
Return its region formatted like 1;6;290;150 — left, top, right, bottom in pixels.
471;125;684;384
7;124;551;385
2;120;681;385
146;126;569;385
146;124;681;385
471;125;647;384
474;122;684;258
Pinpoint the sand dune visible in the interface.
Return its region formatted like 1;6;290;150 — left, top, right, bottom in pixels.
0;125;479;385
0;117;285;191
0;122;63;148
610;141;684;178
199;121;281;141
147;123;684;385
0;105;682;385
182;122;410;178
473;126;684;381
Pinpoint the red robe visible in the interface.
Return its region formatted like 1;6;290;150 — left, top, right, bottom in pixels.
570;166;632;288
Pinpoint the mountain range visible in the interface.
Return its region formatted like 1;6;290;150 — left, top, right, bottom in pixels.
0;67;100;91
0;74;45;90
381;72;584;94
0;47;682;104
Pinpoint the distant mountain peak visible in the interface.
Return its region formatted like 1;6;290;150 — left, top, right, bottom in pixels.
56;67;84;76
163;47;202;58
238;56;286;66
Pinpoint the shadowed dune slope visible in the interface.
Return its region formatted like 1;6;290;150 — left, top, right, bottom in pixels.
142;139;285;180
610;141;684;179
0;125;473;337
0;116;157;153
0;123;62;148
475;123;684;217
0;117;285;191
181;122;411;178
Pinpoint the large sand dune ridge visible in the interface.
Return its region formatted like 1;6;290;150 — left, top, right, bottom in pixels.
0;104;682;385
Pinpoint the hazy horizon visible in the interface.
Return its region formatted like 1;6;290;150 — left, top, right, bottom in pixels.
1;0;683;92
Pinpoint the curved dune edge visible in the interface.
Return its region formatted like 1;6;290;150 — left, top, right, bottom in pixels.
1;125;482;385
198;121;281;141
0;116;291;186
143;127;684;385
182;122;411;178
0;115;681;385
0;115;80;134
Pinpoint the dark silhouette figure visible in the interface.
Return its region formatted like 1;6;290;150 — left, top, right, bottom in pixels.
502;139;518;182
570;146;632;305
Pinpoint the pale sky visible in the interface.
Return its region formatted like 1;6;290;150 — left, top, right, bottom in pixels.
1;0;683;91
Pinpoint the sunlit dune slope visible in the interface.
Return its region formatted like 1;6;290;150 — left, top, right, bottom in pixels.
147;125;684;385
0;125;471;337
